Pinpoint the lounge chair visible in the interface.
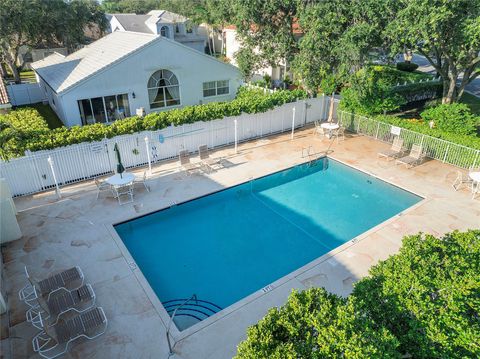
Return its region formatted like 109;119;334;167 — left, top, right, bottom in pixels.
27;284;96;330
133;170;150;192
32;307;107;359
179;150;199;175
19;266;84;307
395;144;425;168
198;145;222;171
378;137;405;160
94;178;113;200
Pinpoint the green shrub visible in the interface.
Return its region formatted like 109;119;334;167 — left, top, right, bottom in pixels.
354;230;480;358
0;88;307;159
421;103;480;136
396;62;419;72
235;288;400;359
236;230;480;358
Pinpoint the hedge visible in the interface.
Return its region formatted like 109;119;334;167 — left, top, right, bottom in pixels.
0;88;307;160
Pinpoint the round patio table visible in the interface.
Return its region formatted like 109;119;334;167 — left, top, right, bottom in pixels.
106;173;135;187
321;122;340;138
469;171;480;199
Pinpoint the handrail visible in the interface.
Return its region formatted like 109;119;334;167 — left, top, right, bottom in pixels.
166;294;198;356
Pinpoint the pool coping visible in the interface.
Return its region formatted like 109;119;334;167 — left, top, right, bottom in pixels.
105;156;427;342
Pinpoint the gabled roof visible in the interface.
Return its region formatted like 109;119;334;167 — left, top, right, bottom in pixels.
112;14;153;34
31;31;159;94
147;10;187;24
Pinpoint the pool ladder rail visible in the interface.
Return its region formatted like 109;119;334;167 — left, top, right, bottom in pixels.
302;146;325;167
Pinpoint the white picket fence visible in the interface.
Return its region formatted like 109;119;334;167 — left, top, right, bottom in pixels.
7;83;46;106
0;96;333;197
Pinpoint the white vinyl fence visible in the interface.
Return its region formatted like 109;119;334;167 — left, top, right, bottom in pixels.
7;83;46;106
1;96;333;197
338;110;480;169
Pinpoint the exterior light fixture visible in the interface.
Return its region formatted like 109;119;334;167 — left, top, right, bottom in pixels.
132;92;136;99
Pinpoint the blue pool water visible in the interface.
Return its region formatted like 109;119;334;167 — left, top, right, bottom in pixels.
115;158;421;329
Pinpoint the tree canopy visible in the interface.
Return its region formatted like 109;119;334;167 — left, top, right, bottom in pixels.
387;0;480;104
235;230;480;358
0;0;107;83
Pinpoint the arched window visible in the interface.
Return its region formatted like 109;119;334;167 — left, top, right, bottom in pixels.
160;26;169;38
147;70;180;109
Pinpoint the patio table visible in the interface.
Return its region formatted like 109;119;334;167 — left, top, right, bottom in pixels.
321;122;340;138
106;173;135;187
469;171;480;199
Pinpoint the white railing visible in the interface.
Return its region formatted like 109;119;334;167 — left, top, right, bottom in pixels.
338;110;480;169
1;96;330;197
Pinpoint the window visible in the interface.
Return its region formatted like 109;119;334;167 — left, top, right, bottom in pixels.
160;26;169;37
147;70;180;109
78;93;130;125
203;80;230;97
175;24;180;33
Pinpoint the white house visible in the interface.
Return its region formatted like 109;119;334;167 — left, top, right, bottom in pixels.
31;31;243;127
224;24;303;85
109;10;207;53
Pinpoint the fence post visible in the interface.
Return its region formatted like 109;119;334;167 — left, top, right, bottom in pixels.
144;136;152;174
234;119;238;154
420;135;425;147
291;107;296;140
472;151;479;169
375;122;380;139
442;144;450;163
47;156;61;199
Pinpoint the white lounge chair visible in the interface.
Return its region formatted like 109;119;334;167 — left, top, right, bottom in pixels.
378;137;405;160
198;144;222;172
179;150;199;175
452;170;473;191
395;144;425;168
32;307;107;359
331;127;345;143
27;284;96;330
19;266;84;307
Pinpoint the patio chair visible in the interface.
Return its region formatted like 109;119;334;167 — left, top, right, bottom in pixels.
395;144;425;168
331;127;345;143
452;170;473;191
27;284;96;330
179;150;199;175
32;307;107;359
378;137;405;160
133;170;150;192
94;178;113;200
198;144;222;172
114;183;134;205
19;266;84;307
312;121;325;137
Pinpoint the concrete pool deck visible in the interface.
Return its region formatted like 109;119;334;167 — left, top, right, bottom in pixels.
1;127;479;358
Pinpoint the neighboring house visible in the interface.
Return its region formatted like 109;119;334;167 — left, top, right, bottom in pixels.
224;24;303;85
0;75;12;112
31;31;242;127
18;46;69;70
109;10;207;53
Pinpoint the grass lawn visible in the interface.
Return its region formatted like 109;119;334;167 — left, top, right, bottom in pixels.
4;70;37;83
459;92;480;115
17;103;64;129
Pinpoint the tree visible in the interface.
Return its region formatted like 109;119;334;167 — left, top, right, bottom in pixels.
236;230;480;358
292;0;400;94
387;0;480;104
101;0;205;17
235;288;400;359
232;0;299;80
0;0;107;83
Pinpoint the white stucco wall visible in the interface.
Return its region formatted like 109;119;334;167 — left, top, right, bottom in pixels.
57;38;243;126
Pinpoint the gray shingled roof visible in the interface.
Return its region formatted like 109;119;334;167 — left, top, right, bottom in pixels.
113;14;153;34
31;31;159;94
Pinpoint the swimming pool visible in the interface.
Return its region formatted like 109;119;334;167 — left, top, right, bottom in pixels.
114;158;421;330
